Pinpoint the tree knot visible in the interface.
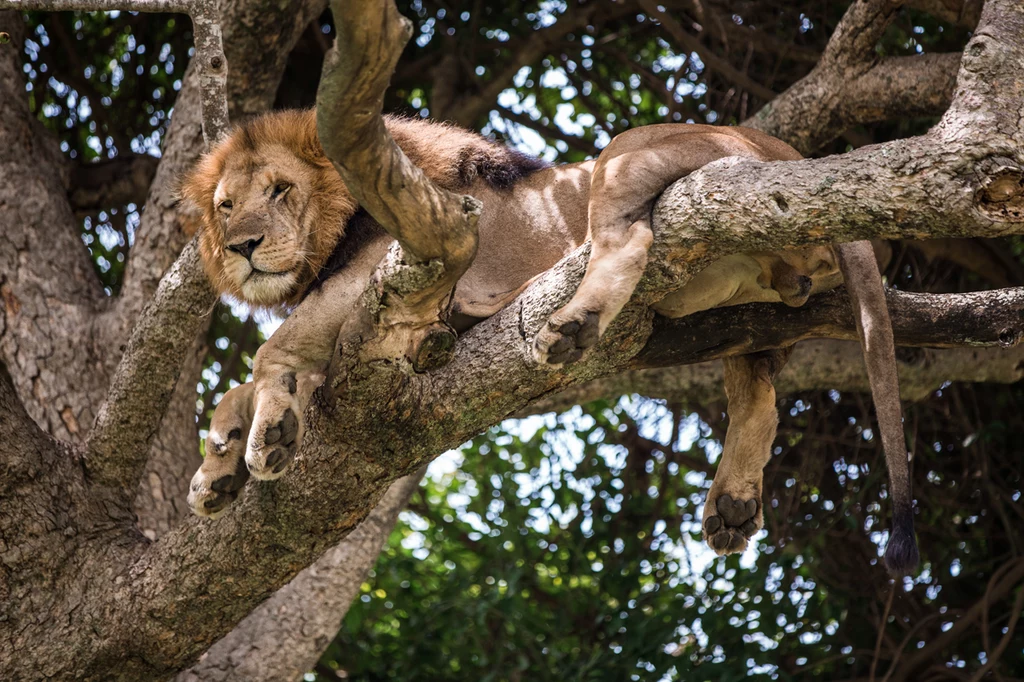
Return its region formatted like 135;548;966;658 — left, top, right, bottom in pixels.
974;156;1024;222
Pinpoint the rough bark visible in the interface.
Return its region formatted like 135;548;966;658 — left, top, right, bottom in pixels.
178;471;423;682
526;340;1024;415
0;0;1023;679
744;0;961;155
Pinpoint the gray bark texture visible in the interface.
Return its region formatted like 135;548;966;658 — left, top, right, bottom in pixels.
178;471;423;682
0;0;1022;680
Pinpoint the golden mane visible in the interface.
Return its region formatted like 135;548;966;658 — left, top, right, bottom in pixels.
180;109;354;309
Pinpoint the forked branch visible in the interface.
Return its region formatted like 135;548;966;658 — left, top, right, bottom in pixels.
744;0;959;154
0;0;231;491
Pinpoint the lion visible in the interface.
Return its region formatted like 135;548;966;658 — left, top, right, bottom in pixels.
179;109;917;573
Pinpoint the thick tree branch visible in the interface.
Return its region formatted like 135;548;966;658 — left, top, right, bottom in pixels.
746;52;961;155
0;13;112;441
178;471;424;682
85;240;213;490
0;361;49;490
741;0;961;155
635;287;1024;369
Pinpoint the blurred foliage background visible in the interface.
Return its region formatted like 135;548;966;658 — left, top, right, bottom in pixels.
17;0;1023;679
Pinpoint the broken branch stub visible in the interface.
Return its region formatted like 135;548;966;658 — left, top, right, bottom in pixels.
317;0;481;371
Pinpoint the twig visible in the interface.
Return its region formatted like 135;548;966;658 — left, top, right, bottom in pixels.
871;583;896;682
637;0;777;102
972;558;1024;682
497;105;597;156
879;610;955;682
890;558;1024;682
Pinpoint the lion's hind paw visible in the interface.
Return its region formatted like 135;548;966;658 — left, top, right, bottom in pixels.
533;310;600;366
703;493;760;555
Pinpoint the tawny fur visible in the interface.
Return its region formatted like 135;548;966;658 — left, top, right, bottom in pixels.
182;111;913;572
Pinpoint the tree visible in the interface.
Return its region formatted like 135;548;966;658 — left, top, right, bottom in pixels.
0;0;1022;680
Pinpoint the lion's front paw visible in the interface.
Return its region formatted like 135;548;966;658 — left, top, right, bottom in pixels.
533;309;600;366
702;492;761;555
246;392;303;480
189;429;250;518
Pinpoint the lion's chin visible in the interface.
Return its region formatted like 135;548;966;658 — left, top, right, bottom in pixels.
239;269;300;308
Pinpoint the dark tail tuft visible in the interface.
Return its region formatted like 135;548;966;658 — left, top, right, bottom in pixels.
884;506;919;576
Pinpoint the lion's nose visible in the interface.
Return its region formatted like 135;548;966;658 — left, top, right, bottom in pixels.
226;236;264;261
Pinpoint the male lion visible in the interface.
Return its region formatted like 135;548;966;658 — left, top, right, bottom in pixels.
180;109;917;573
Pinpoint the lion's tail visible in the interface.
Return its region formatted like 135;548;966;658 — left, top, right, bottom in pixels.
835;241;919;576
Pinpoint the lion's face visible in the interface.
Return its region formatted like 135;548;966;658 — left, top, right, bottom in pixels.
209;144;322;306
181;110;356;310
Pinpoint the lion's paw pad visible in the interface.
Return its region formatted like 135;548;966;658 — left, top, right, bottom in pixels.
533;311;600;366
247;406;302;480
703;494;760;555
188;450;250;518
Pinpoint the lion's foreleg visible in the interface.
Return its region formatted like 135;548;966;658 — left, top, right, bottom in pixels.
188;382;255;517
702;348;791;555
244;280;356;480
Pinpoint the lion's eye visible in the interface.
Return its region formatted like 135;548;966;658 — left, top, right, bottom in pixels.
271;183;291;199
219;199;233;211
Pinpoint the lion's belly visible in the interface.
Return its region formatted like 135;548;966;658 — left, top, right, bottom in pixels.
452;161;594;321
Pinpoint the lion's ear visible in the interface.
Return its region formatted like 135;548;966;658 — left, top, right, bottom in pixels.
178;203;202;237
174;186;205;237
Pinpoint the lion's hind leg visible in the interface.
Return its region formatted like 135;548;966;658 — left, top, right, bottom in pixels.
533;144;665;365
533;212;653;365
533;131;722;366
702;349;790;555
188;382;255;518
